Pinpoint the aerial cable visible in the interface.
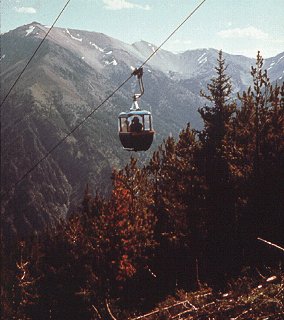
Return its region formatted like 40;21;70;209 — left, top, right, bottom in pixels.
0;0;72;109
9;0;207;190
13;74;133;188
140;0;207;68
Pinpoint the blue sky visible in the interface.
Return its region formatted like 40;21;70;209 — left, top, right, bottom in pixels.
2;0;284;58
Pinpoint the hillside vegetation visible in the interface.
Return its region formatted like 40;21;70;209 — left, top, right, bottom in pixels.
1;51;284;319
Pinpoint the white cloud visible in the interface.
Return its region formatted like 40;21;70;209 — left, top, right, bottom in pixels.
218;26;268;40
102;0;150;10
14;7;37;14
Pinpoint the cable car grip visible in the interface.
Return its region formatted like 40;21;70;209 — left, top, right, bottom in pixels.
131;67;144;101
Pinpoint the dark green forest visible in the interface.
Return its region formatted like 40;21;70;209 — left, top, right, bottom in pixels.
2;51;284;319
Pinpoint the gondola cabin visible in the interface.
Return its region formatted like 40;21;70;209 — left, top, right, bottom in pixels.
118;67;155;151
118;110;154;151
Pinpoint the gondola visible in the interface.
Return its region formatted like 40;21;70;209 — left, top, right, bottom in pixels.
118;68;154;151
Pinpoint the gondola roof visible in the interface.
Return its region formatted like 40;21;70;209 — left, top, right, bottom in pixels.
118;110;152;117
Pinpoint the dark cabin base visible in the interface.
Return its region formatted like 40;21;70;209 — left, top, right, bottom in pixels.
119;131;154;151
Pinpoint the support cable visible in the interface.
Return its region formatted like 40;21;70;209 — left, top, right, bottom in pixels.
140;0;207;69
13;74;133;188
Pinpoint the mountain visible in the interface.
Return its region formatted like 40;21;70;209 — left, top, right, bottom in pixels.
263;52;284;83
1;22;283;240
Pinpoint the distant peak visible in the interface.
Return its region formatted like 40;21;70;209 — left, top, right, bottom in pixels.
132;40;151;46
23;21;42;28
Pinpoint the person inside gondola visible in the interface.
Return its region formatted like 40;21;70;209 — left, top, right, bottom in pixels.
130;117;142;132
121;119;129;132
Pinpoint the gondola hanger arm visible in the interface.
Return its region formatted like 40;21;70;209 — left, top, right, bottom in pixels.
132;67;144;101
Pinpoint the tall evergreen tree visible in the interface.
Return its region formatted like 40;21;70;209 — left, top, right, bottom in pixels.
147;137;187;293
199;50;236;148
197;50;238;285
175;124;207;288
235;52;284;265
147;126;206;291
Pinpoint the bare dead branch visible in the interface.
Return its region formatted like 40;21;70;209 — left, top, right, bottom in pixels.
129;300;193;320
172;308;195;319
92;305;103;320
129;308;160;320
105;299;118;320
129;271;284;320
257;237;284;253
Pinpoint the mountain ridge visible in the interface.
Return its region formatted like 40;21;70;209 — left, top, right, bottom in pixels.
1;22;283;240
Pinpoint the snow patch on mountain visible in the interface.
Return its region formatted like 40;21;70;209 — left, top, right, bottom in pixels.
198;53;206;61
148;43;156;53
199;57;207;64
90;41;104;52
65;29;82;42
197;53;207;64
104;59;117;66
0;54;6;61
25;26;35;37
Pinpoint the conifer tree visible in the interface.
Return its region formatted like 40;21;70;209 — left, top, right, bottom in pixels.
235;52;284;263
199;50;236;148
147;127;206;290
74;158;157;312
93;158;156;286
148;137;187;242
197;50;237;285
147;137;189;292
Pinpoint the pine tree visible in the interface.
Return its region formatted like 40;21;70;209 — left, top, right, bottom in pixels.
77;158;157;312
199;50;236;149
147;126;207;290
96;158;156;284
235;52;284;265
197;50;238;286
148;137;187;242
175;124;207;289
147;137;189;292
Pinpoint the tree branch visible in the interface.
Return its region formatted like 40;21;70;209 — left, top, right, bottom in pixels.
257;237;284;253
105;299;118;320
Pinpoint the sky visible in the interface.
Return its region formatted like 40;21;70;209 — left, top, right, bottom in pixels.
2;0;284;58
